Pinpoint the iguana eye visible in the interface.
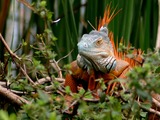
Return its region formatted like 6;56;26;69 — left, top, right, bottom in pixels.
96;38;103;46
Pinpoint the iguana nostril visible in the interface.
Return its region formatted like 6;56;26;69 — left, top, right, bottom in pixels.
77;42;88;52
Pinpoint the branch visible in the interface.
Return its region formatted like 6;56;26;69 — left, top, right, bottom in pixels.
35;76;65;85
0;33;35;85
152;97;160;108
136;100;160;117
0;81;6;87
140;104;160;116
0;34;20;60
49;49;73;78
0;85;30;106
49;59;63;78
16;0;36;12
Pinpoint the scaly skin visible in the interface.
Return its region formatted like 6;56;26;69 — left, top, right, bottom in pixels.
64;7;160;119
77;26;116;73
64;7;144;94
65;59;130;93
65;30;143;94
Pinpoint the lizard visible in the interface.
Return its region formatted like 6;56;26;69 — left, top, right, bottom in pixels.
64;6;160;119
64;6;144;95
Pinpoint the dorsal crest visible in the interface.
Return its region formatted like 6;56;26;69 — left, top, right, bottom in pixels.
97;5;144;67
98;5;121;31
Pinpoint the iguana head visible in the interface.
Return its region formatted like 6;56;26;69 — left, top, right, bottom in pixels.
77;26;116;73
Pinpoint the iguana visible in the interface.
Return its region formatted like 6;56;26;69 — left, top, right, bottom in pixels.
64;7;160;119
65;7;143;94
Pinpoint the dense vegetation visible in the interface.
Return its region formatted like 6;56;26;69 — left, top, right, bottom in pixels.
0;0;159;120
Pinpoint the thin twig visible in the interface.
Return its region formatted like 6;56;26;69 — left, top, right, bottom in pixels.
57;49;73;63
50;50;73;78
49;59;62;78
0;34;35;85
152;97;160;108
62;99;79;113
87;20;96;30
16;0;36;12
0;34;20;60
136;100;160;117
139;103;160;116
35;77;51;85
0;81;6;87
35;76;65;85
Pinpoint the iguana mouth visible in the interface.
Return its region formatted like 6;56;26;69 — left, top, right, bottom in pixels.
78;53;116;73
79;51;108;58
80;54;101;71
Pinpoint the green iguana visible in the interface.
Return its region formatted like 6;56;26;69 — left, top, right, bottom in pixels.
64;6;160;119
65;7;143;94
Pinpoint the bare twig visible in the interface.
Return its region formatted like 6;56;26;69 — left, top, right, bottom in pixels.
55;78;65;82
49;50;73;79
139;103;160;116
35;77;51;85
152;97;160;108
35;76;65;85
44;85;53;91
0;34;35;85
19;65;35;85
49;59;62;78
0;34;20;60
62;99;79;114
136;100;160;117
83;98;101;102
16;0;36;12
0;85;30;106
0;81;6;87
57;49;73;63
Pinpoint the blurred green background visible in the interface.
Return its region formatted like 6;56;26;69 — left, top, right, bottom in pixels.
0;0;159;64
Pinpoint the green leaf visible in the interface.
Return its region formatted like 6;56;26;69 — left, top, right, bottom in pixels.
37;90;50;104
47;11;53;20
49;112;56;120
40;1;46;7
140;111;147;118
141;102;152;110
0;110;9;120
155;66;160;73
65;86;71;94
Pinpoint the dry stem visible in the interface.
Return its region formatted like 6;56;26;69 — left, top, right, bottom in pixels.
0;85;30;106
0;33;35;85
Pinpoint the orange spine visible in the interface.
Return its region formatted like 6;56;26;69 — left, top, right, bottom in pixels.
98;5;144;67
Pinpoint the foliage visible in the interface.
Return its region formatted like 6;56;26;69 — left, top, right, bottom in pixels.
1;48;160;119
0;0;159;120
